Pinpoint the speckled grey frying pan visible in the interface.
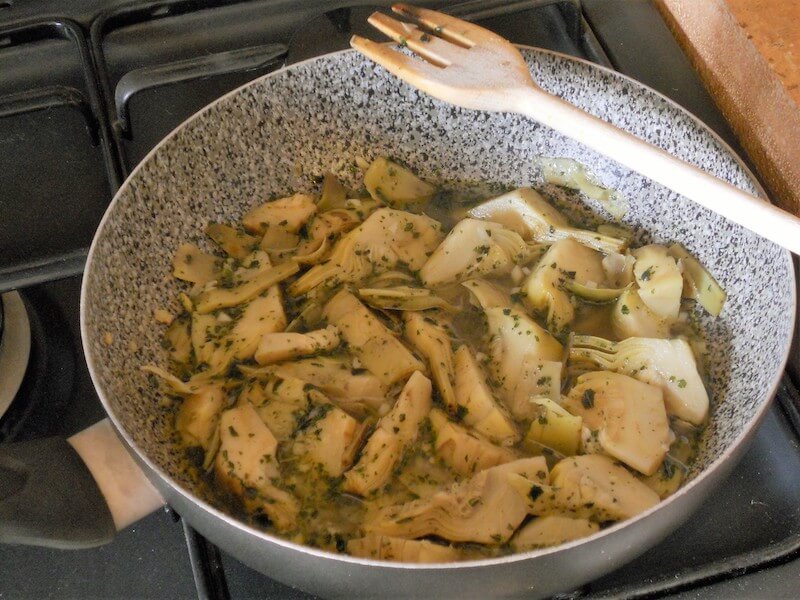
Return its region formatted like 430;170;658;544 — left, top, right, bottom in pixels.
2;47;794;598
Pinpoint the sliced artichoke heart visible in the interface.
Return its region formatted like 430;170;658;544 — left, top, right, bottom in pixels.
343;371;432;496
205;223;259;259
364;157;437;209
467;188;626;254
367;457;548;544
238;373;315;440
550;455;660;520
632;244;683;321
429;408;518;476
404;312;457;412
537;157;629;219
565;280;629;303
242;193;317;245
524;396;582;457
255;325;340;365
347;533;460;563
461;278;513;310
172;243;223;284
612;288;672;339
359;286;458;312
420;218;529;287
511;515;599;551
175;384;226;450
290;208;443;295
266;355;388;414
192;251;299;314
668;243;726;317
602;252;636;287
570;335;708;425
292;404;367;477
523;238;606;333
324;290;425;386
318;172;348;210
215;403;299;531
484;306;563;419
453;345;518;446
564;371;671;475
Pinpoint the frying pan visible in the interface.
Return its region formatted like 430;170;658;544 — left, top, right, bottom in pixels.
0;47;795;599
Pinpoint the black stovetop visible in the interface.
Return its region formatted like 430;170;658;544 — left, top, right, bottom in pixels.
2;1;800;598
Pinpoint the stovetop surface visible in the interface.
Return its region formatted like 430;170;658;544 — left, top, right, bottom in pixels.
1;0;800;598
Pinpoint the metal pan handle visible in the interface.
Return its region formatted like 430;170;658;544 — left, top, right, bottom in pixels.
0;419;163;548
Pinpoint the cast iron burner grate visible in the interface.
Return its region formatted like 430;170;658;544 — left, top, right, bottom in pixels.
0;289;75;443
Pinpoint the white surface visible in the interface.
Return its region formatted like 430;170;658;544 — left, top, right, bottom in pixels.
0;292;31;421
68;419;165;531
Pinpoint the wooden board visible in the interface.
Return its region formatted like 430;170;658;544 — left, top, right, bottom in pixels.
656;0;800;216
727;0;800;107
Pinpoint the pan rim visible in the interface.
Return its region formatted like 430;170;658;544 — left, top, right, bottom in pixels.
80;44;796;570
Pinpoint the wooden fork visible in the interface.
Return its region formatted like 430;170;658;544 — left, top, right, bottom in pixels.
351;3;800;255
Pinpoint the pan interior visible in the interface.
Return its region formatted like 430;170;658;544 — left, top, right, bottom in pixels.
83;49;794;520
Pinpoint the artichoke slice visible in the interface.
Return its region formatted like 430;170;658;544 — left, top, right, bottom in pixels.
164;316;192;366
510;516;599;551
359;287;458;312
523;238;606;333
632;244;683;321
565;280;629;303
215;403;299;531
347;533;460;563
318;172;348;210
324;290;426;386
484;306;563;420
404;312;457;412
261;356;388;415
188;272;288;374
294;207;365;264
172;243;223;284
175;384;226;450
509;454;660;521
205;223;259;259
537;157;629;219
420;218;530;287
570;335;708;425
242;193;317;241
343;371;432;496
551;454;660;520
563;371;670;475
467;188;626;254
524;397;582;457
429;408;517;476
668;243;726;317
602;252;636;288
192;251;299;314
461;279;513;310
292;404;367;477
612;288;672;339
254;325;340;365
364;157;436;209
367;457;548;544
453;345;518;446
238;373;316;440
290;208;443;296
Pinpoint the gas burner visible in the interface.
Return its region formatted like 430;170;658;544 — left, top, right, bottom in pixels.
0;292;31;423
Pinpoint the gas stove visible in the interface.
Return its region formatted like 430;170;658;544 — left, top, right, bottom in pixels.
2;1;800;598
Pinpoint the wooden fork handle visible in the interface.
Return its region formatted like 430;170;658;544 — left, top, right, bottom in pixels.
509;86;800;255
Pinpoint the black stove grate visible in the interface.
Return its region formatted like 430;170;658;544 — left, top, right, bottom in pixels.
1;1;799;598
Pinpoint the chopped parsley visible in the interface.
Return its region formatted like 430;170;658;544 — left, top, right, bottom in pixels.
582;389;596;409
